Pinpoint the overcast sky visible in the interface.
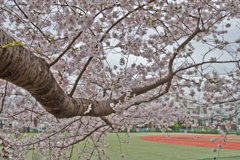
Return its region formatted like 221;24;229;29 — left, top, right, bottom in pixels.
105;19;240;76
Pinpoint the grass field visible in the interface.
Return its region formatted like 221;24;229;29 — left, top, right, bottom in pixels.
23;132;240;160
102;133;240;160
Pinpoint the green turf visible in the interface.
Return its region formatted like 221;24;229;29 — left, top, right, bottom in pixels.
23;132;240;160
103;133;240;160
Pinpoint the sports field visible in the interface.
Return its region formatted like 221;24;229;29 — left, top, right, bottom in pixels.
103;133;240;160
24;132;240;160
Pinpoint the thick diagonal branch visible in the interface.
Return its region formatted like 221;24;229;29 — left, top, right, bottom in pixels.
0;29;115;118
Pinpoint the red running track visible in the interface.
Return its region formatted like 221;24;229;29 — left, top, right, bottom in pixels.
140;135;240;150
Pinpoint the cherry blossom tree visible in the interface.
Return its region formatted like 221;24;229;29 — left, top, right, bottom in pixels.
0;0;240;159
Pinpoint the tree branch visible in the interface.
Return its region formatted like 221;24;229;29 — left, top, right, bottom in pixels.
13;0;51;43
69;56;93;97
99;1;154;42
49;31;83;67
0;81;8;114
0;29;115;118
168;27;204;74
125;81;172;110
116;26;205;102
174;60;240;75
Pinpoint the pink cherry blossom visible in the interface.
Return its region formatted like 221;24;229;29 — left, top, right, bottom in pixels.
212;148;218;152
0;0;240;159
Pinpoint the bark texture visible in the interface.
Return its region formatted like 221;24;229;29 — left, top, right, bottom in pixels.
0;29;115;118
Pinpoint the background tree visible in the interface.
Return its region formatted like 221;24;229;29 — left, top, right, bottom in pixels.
0;0;240;159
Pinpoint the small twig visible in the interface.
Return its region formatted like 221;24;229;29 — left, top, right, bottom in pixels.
49;31;83;67
57;124;108;148
100;116;114;129
174;59;240;74
13;0;50;42
19;118;82;146
69;57;93;97
99;3;150;42
0;81;8;114
69;122;82;159
48;138;52;160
